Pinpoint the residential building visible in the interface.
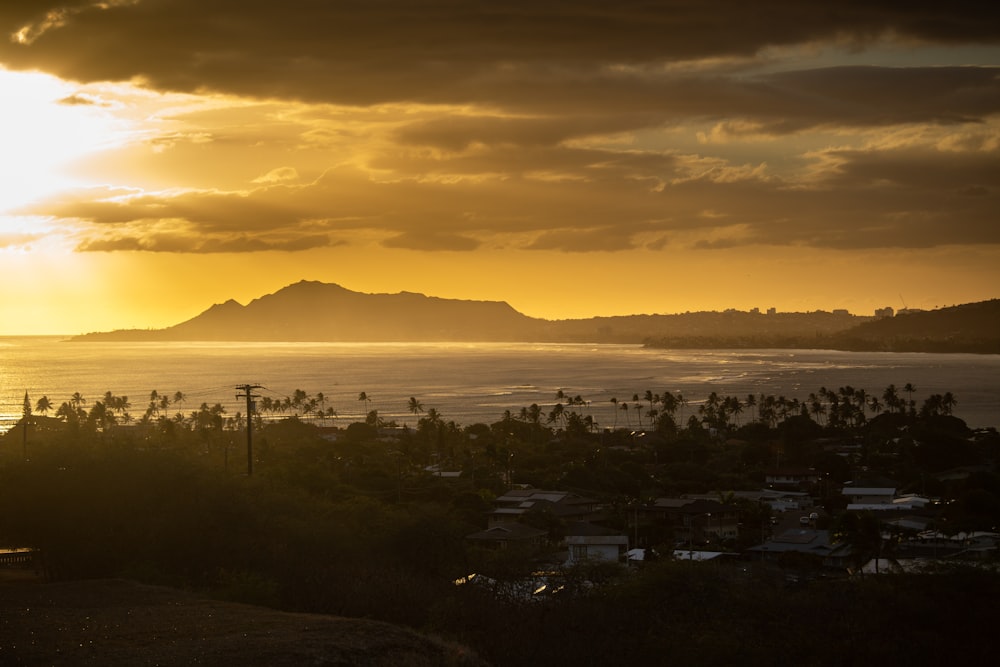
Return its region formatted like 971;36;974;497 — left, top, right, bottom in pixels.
563;522;629;565
488;488;600;527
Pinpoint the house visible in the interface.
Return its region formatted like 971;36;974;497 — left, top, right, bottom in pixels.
746;528;852;569
842;486;896;506
466;523;548;550
488;488;600;527
563;522;629;565
671;549;730;562
685;489;811;512
765;468;823;490
641;498;739;545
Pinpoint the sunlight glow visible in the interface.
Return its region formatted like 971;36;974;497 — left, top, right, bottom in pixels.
0;68;130;211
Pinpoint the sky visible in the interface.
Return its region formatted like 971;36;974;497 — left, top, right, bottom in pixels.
1;1;998;335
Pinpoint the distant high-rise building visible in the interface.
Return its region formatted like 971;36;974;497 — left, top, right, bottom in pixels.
874;306;894;319
832;308;849;316
750;307;760;314
766;307;776;315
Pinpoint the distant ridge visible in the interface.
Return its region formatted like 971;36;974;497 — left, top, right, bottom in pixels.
72;280;545;342
70;281;1000;352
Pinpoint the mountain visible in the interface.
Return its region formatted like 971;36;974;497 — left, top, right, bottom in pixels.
70;281;1000;352
72;280;546;342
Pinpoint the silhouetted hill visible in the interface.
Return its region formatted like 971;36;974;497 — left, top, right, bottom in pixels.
828;299;1000;353
73;280;545;342
70;281;998;352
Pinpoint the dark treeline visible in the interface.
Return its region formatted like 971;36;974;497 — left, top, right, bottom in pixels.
1;382;998;665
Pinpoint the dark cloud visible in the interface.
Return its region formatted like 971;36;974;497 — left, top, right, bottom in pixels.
77;231;337;253
2;1;998;109
821;145;1000;191
381;231;481;251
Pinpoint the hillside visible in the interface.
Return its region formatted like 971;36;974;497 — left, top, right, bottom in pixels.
828;300;1000;353
0;578;483;666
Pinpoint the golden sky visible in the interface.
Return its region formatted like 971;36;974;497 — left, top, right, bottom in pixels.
1;1;999;334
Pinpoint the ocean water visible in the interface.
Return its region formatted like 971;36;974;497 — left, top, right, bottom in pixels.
1;337;998;432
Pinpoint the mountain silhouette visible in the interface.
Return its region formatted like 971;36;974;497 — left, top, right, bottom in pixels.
73;281;544;342
70;281;1000;352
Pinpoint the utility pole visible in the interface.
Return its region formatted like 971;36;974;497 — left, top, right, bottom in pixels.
235;384;261;475
22;391;31;462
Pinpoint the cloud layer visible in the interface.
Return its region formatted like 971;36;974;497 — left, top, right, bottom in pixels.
2;1;998;257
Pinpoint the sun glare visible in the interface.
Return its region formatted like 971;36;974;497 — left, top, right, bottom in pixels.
0;68;128;212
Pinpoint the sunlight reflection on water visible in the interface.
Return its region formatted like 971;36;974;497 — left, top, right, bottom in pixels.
1;338;998;431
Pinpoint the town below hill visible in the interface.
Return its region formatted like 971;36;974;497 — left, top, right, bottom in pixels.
71;280;1000;353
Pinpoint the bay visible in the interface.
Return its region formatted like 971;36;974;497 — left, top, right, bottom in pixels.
1;337;998;433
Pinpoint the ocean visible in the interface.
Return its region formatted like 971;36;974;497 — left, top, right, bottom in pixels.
1;337;998;433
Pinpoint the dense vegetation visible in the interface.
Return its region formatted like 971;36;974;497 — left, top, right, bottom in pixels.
2;383;998;665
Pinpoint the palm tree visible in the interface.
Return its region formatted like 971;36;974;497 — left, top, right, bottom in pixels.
291;389;309;415
941;391;957;415
808;393;825;425
882;384;901;413
117;395;132;422
920;394;944;417
408;396;424;417
56;401;80;424
867;395;883;415
526;403;542;426
661;392;678;421
609;397;619;428
547;402;566;427
358;391;372;416
70;392;86;409
726;395;743;427
854;389;868;424
34;395;52;416
21;392;31;460
903;383;917;415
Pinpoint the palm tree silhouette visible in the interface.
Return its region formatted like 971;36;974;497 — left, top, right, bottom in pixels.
408;396;424;417
903;383;917;415
941;392;957;415
34;396;52;416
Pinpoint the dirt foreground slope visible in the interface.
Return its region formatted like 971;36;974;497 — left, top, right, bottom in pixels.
0;577;485;667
